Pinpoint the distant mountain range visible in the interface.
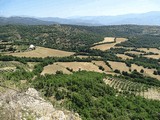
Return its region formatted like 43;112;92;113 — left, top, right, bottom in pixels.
1;11;160;26
0;17;57;25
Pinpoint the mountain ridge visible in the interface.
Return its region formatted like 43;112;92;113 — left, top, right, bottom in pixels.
1;11;160;26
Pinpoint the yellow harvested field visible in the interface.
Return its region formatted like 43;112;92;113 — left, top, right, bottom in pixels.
6;46;75;58
56;62;103;73
116;54;133;60
144;54;160;59
114;46;135;50
107;61;160;80
41;62;103;75
137;48;160;54
41;63;72;75
125;51;144;55
137;48;160;59
108;61;130;72
94;37;115;45
76;55;101;59
92;61;112;72
91;38;127;51
131;64;160;80
76;55;89;58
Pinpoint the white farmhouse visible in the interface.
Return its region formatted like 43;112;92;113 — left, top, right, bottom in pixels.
29;44;36;50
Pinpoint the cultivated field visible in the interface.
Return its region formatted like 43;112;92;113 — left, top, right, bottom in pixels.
94;37;115;45
41;63;72;75
108;61;160;80
116;54;133;60
92;61;112;72
75;55;101;59
144;54;160;59
136;48;160;59
131;64;160;80
6;46;75;58
41;62;103;75
125;51;144;55
91;38;127;51
108;61;130;73
137;48;160;54
56;62;103;72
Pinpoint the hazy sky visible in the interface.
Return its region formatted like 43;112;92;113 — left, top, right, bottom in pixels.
0;0;160;18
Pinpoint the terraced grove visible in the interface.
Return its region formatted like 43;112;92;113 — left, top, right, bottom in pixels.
104;77;160;100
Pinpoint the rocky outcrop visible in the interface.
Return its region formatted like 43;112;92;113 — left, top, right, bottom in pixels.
0;88;81;120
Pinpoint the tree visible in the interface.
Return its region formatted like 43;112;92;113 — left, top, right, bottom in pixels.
153;71;158;75
56;70;63;74
122;71;128;76
114;69;120;73
99;66;105;71
140;69;144;73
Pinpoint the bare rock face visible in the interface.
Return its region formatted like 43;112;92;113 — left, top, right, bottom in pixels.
0;88;81;120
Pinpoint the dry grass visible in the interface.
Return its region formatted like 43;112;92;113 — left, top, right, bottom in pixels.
91;38;127;51
6;46;75;58
125;51;144;55
75;55;101;59
137;48;160;54
116;54;133;60
94;37;115;45
92;61;112;72
107;61;160;80
108;61;130;73
56;62;103;72
131;64;160;80
41;63;72;75
144;54;160;59
113;46;135;50
136;48;160;59
41;62;103;75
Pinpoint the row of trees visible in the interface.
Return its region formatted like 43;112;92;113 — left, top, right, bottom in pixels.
114;70;160;87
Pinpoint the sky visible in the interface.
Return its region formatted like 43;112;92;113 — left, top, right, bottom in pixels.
0;0;160;18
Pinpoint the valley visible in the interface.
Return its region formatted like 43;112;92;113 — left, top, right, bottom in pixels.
0;24;160;120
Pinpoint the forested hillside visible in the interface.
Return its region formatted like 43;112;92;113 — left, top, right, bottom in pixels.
1;25;160;51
